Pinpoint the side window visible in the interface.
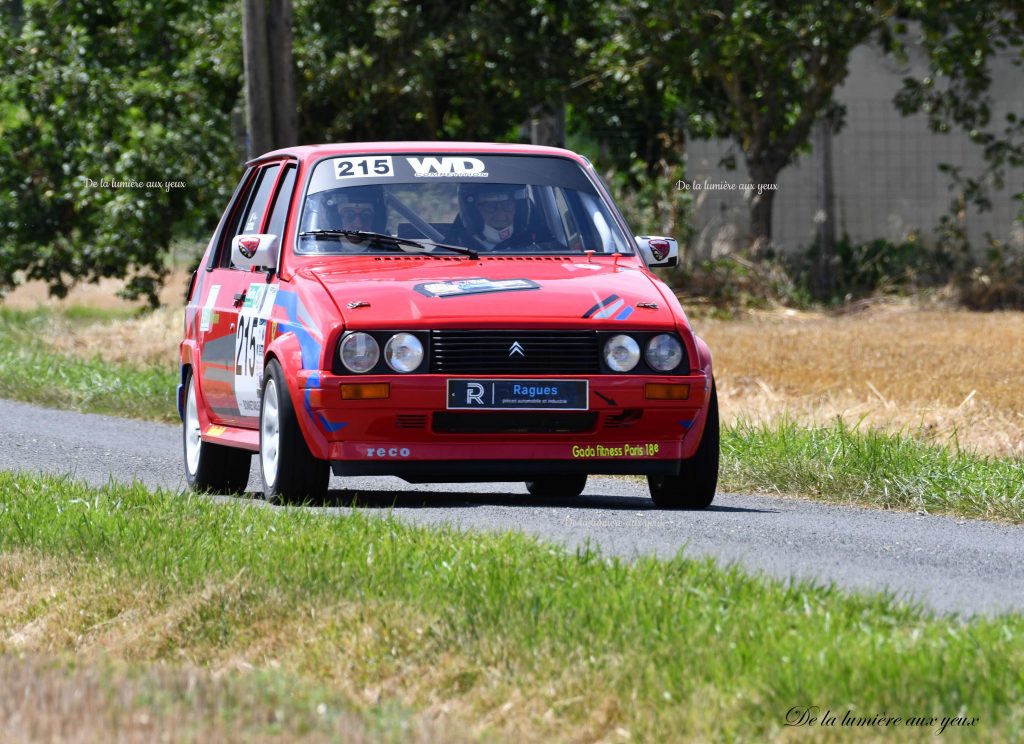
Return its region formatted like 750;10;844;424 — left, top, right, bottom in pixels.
207;166;255;270
237;164;281;236
265;165;297;240
552;188;583;251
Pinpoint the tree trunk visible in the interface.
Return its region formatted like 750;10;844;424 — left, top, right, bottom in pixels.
529;101;566;147
268;0;297;149
243;0;296;158
242;0;273;158
746;161;778;257
813;118;837;298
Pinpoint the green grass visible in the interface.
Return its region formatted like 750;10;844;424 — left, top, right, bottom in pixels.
722;419;1024;523
0;307;177;421
1;472;1021;742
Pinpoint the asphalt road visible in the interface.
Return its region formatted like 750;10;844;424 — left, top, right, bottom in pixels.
1;398;1021;617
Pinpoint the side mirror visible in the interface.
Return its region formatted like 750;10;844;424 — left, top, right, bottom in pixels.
635;236;679;268
231;234;279;271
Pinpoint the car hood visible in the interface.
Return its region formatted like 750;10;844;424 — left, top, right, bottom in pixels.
304;256;681;329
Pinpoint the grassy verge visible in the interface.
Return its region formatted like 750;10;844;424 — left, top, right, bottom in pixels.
1;472;1022;742
722;419;1024;523
0;307;177;422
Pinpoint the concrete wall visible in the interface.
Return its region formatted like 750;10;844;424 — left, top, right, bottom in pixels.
685;42;1024;258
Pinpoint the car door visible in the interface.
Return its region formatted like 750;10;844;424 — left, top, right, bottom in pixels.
199;161;294;427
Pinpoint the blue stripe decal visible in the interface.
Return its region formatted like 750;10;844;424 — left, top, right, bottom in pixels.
614;306;634;321
594;299;625;319
274;290;322;370
303;375;348;433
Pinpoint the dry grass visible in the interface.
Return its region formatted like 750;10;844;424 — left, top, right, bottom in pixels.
3;270;193;311
696;300;1024;457
0;653;381;744
46;305;184;367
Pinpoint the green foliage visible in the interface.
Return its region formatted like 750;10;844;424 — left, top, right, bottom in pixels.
675;255;809;311
0;0;242;306
293;0;598;143
955;239;1024;310
596;157;694;242
790;234;959;303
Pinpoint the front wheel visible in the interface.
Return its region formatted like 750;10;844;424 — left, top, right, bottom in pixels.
525;475;587;498
182;370;251;494
259;359;329;504
648;381;719;509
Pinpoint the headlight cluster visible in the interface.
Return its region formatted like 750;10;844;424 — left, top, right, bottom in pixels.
603;333;684;373
339;332;424;373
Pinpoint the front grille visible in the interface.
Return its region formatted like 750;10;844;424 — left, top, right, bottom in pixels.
430;330;599;374
433;412;598;434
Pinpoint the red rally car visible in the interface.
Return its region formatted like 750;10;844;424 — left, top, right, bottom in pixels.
179;142;718;508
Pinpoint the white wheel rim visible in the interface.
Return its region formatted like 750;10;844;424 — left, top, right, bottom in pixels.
184;377;203;475
261;378;280;488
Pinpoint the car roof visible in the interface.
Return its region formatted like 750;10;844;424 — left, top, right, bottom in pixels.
247;141;589;168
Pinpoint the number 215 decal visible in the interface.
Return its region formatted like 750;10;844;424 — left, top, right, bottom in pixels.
334;157;394;180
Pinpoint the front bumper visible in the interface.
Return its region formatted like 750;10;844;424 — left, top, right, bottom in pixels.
296;371;712;478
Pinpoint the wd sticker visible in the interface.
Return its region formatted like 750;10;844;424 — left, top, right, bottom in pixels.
406;157;488;178
414;278;539;298
234;283;280;416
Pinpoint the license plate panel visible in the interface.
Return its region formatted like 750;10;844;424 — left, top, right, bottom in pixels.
446;379;589;411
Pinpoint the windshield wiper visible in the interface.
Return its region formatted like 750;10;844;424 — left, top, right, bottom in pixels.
298;230;478;260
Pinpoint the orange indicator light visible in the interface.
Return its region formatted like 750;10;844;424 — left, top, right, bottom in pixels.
341;383;390;400
645;383;690;400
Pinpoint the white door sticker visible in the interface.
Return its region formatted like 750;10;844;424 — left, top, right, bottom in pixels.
199;284;220;333
234;283;279;416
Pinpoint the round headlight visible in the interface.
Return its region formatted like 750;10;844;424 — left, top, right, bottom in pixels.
339;332;380;373
603;334;640;372
384;332;424;373
646;334;684;372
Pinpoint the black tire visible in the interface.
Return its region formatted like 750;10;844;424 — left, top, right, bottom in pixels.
182;370;252;494
648;381;719;509
259;359;329;504
525;474;588;498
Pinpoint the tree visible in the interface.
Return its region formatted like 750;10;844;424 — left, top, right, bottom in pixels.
292;0;599;144
595;0;897;256
0;0;242;305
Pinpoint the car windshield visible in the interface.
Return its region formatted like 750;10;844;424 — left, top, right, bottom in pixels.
296;154;634;256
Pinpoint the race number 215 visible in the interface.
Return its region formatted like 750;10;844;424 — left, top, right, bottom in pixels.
334;157;393;179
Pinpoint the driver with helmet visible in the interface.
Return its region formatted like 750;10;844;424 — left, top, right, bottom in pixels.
447;182;541;251
303;184;387;234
